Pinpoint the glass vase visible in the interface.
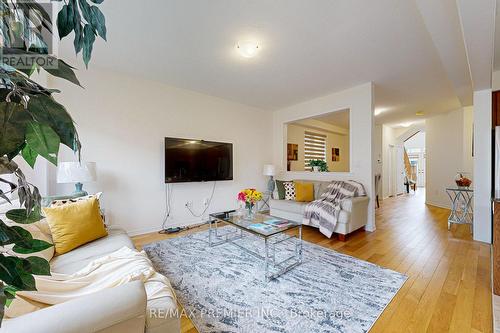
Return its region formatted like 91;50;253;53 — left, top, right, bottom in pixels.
245;202;256;218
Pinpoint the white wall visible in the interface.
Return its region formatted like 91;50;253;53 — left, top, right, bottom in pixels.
425;108;473;209
404;131;425;150
48;68;272;235
381;125;398;199
492;70;500;90
373;125;383;176
473;90;491;243
273;83;375;231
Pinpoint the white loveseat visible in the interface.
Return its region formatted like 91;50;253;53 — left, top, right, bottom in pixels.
1;223;180;333
270;180;369;240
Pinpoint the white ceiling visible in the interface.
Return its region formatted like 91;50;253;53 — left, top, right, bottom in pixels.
313;110;350;130
59;0;479;126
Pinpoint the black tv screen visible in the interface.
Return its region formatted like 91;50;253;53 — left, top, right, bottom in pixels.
165;137;233;183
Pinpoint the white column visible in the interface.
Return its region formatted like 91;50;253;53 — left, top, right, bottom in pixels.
473;89;492;243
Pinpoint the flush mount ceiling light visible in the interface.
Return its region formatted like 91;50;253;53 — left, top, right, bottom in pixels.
415;111;424;116
236;40;260;58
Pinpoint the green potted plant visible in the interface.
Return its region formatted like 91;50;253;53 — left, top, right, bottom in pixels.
0;0;107;324
308;159;328;172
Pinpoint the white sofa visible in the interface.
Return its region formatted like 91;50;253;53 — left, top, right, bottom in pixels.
1;226;180;333
270;180;369;240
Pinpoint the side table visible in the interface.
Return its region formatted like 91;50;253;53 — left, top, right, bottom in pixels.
445;187;473;233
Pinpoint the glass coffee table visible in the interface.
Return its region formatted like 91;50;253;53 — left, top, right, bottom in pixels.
208;211;303;281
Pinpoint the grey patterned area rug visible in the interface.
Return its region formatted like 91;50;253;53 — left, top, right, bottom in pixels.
144;227;407;333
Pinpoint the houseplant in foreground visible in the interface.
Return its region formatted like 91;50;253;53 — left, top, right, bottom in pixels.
0;0;107;324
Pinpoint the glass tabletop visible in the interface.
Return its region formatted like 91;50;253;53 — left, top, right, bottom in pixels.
446;187;473;192
209;211;300;237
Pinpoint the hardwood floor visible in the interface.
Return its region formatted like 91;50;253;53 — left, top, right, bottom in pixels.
132;190;492;333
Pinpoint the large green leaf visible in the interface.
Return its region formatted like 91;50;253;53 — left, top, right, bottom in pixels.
0;102;31;157
0;221;33;247
57;4;75;39
21;144;38;168
0;255;36;291
90;6;106;40
82;23;96;68
5;209;43;224
43;58;81;87
27;95;78;151
12;239;53;254
25;122;60;165
78;0;92;23
4;285;17;307
25;257;50;276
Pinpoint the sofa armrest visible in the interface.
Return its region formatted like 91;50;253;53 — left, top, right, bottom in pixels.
340;196;369;212
1;281;147;333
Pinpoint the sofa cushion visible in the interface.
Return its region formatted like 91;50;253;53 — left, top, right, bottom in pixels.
269;199;307;215
275;180;286;200
294;181;314;202
293;180;330;199
50;227;134;274
44;198;108;255
283;182;296;200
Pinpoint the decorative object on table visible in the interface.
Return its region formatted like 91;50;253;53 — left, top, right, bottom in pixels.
307;159;328;172
262;164;276;193
294;181;314;202
287;143;298;161
445;187;473;233
237;189;263;218
144;227;407;333
283;182;296;200
332;147;340;162
454;172;472;188
57;162;97;196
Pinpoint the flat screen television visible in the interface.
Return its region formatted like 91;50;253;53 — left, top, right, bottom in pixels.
165;137;233;183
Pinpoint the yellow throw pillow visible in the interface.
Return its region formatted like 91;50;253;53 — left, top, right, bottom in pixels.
43;197;108;255
294;182;314;202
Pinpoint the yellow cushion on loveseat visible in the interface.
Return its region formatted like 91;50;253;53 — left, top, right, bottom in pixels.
43;197;107;255
294;181;314;202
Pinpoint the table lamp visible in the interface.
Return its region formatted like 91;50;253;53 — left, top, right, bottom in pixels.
263;164;276;193
57;162;97;196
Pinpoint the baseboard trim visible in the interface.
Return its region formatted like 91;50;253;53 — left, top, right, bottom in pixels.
127;218;207;237
425;201;450;210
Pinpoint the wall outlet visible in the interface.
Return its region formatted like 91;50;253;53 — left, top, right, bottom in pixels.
203;198;210;206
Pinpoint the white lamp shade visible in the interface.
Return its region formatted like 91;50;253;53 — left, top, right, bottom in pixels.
57;162;97;184
262;164;276;176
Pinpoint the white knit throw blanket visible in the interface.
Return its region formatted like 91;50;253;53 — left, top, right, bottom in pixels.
5;246;176;318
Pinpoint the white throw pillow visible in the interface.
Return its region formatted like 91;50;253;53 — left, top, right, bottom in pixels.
50;192;103;207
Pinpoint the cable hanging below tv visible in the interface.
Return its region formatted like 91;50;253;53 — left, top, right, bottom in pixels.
164;137;233;183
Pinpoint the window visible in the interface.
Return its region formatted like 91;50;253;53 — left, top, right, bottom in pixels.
304;131;326;170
